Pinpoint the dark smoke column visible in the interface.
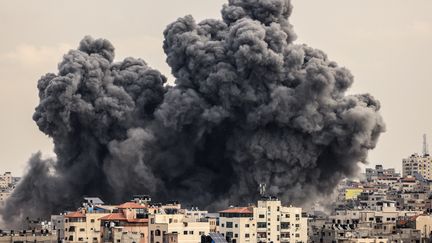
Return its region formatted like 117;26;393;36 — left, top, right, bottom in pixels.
1;0;384;226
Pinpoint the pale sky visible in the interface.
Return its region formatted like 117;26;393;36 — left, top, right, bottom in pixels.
0;0;431;175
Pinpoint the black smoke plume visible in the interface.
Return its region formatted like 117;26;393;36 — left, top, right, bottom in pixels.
1;0;384;225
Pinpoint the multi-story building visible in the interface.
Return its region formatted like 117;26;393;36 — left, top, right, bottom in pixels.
100;202;149;243
403;153;432;179
254;197;282;243
51;214;65;242
365;165;400;181
63;198;111;242
219;196;307;243
218;207;255;243
148;212;210;243
278;203;307;243
0;172;12;188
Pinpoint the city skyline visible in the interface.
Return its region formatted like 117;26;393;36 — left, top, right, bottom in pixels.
1;1;432;242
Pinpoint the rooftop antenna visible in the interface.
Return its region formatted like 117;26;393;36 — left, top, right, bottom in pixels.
259;183;266;196
423;134;429;156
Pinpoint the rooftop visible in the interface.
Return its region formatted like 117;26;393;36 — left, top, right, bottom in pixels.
117;202;147;209
99;213;126;221
65;211;85;218
219;207;253;214
99;213;148;223
84;197;104;205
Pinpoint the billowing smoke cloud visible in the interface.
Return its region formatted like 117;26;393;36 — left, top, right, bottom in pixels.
1;0;384;225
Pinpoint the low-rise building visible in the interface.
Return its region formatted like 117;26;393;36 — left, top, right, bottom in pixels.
63;198;111;242
148;213;210;243
100;202;149;243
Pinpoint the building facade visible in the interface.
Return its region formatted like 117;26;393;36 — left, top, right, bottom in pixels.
219;197;307;243
403;153;432;180
148;213;210;243
218;207;255;243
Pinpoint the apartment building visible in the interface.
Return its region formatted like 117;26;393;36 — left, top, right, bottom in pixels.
219;196;307;243
63;198;112;242
218;207;256;243
148;213;210;243
254;197;282;242
100;202;149;243
402;153;432;180
0;172;12;188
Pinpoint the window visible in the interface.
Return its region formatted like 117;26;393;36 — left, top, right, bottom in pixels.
183;231;188;235
79;228;85;232
78;238;83;241
155;230;161;236
226;222;233;228
281;222;290;229
189;231;193;235
245;233;250;238
245;224;250;228
235;224;238;228
257;222;266;228
90;219;95;223
259;214;265;218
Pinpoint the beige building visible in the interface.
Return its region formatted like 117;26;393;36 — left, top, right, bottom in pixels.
100;202;149;243
402;153;432;180
64;209;110;242
148;213;210;243
415;215;432;240
254;197;307;243
218;197;307;243
218;207;255;243
0;172;12;189
64;198;112;242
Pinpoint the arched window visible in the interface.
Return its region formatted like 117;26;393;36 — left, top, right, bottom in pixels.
155;230;161;236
